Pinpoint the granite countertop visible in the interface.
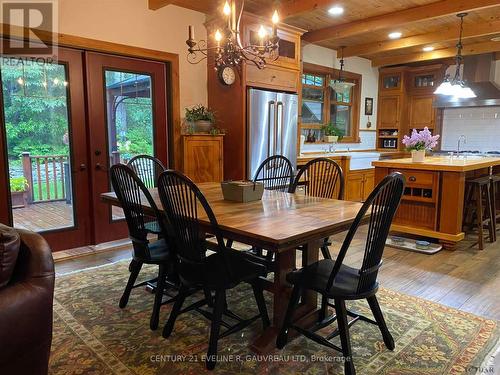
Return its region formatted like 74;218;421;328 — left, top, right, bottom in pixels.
372;156;500;172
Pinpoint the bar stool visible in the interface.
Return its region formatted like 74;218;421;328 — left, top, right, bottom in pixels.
490;174;500;237
463;175;496;249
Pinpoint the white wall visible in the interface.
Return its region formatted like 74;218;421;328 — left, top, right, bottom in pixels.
301;43;379;151
55;0;207;113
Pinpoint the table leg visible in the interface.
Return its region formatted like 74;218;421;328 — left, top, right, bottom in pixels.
250;239;321;353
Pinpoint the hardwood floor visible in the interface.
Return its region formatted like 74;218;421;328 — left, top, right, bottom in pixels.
55;226;500;320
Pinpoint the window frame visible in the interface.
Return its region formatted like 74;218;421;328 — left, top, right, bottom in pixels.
300;62;362;143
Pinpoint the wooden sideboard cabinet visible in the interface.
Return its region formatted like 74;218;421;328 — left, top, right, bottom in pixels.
182;134;224;183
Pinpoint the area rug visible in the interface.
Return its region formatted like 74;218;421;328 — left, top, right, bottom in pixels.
50;261;499;375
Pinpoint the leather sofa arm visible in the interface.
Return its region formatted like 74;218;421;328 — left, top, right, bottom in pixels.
0;229;55;374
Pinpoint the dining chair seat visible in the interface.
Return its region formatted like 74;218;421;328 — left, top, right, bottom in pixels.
179;248;267;289
134;239;171;263
287;259;378;300
144;220;163;235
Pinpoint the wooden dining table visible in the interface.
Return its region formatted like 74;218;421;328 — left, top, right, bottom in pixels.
101;182;366;353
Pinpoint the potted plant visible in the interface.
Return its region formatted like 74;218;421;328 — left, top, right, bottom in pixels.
321;122;344;143
402;127;440;162
185;105;216;133
10;177;29;208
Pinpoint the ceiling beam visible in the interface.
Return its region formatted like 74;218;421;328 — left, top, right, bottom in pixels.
371;41;500;67
344;20;500;58
148;0;214;13
303;0;500;44
148;0;175;10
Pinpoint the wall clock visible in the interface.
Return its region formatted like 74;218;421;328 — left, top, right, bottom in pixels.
218;65;236;86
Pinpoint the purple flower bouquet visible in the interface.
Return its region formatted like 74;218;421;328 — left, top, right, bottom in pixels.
402;127;440;151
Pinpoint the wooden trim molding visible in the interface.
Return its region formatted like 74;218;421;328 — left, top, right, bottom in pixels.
302;62;362;143
0;23;182;169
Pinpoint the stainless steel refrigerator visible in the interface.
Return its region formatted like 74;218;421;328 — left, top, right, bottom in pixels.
247;88;298;180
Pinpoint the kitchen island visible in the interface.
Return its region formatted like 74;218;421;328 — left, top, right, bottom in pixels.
372;155;500;249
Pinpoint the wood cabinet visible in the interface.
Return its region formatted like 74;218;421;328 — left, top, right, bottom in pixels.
182;135;224;183
242;14;301;70
346;169;374;202
408;95;436;129
378;95;402;129
246;64;299;92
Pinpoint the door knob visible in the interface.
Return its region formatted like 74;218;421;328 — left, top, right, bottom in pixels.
79;164;86;171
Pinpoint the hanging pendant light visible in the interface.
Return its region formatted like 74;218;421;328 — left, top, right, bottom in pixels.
434;13;476;99
330;47;356;91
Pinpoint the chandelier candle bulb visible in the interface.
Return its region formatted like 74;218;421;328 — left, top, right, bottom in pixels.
231;0;236;31
188;25;194;41
223;1;231;16
272;10;279;37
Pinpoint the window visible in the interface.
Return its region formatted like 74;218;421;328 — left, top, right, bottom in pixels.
300;63;361;143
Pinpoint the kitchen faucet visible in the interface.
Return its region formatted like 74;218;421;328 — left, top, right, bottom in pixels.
457;135;467;157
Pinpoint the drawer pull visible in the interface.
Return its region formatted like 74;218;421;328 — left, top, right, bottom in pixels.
409;176;416;182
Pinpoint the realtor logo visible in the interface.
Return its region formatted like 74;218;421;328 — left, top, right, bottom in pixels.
1;1;58;56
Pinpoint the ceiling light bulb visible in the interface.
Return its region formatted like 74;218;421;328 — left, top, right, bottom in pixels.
258;25;267;39
388;31;402;39
223;1;231;16
272;10;279;24
328;6;344;15
423;46;434;52
214;29;222;42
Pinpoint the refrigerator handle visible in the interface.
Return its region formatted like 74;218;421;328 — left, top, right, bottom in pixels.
277;101;284;155
267;100;275;158
274;102;279;156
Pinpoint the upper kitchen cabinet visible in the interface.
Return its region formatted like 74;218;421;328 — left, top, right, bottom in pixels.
407;65;446;94
378;95;402;129
242;13;302;71
407;95;436;130
379;68;405;93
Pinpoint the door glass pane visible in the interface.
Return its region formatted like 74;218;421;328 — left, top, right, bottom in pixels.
104;70;154;220
1;58;75;232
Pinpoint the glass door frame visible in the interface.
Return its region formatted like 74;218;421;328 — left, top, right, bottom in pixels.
85;52;168;244
0;46;92;250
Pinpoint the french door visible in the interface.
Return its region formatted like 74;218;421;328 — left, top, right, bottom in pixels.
85;52;168;244
0;47;92;249
0;47;169;250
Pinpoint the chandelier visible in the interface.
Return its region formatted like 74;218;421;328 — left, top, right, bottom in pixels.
186;0;280;72
433;13;476;99
330;46;356;92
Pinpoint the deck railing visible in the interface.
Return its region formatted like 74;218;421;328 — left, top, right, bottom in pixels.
22;152;69;203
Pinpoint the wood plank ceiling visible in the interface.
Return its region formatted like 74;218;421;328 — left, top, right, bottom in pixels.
149;0;500;67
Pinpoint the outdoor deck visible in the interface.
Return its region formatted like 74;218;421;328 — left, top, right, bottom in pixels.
12;201;124;232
